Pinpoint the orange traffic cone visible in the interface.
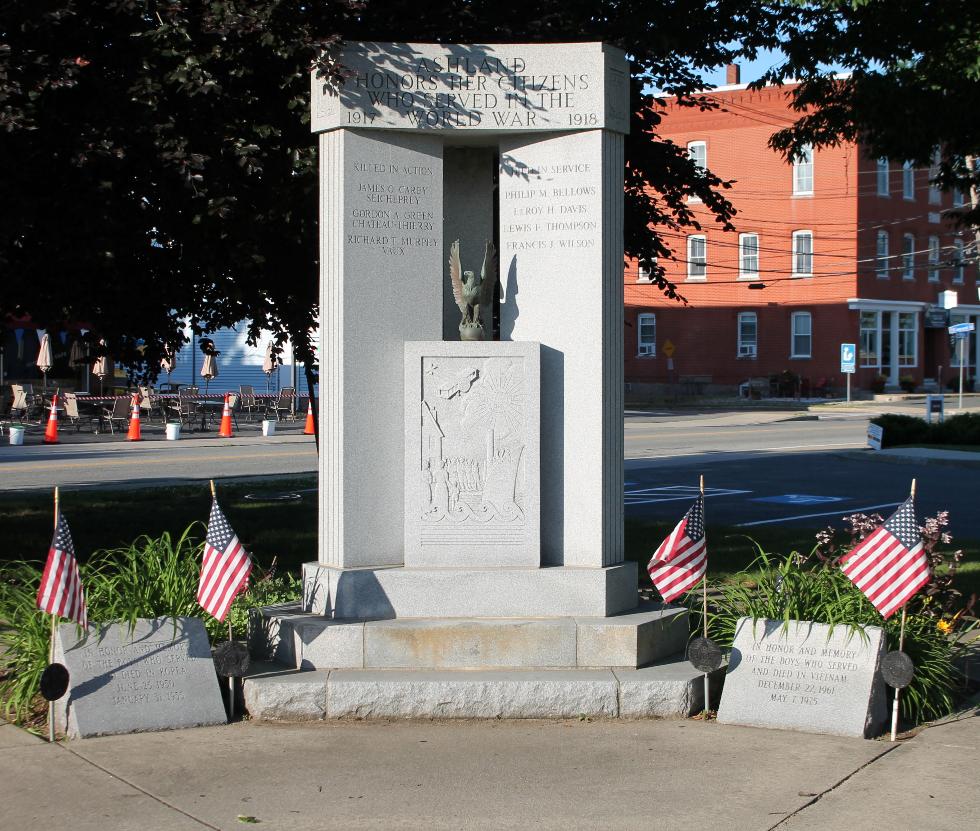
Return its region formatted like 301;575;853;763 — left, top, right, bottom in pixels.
43;393;60;444
303;398;315;435
218;393;234;438
126;392;142;441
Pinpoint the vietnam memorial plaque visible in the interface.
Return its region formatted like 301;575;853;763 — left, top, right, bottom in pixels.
716;617;888;739
53;617;227;738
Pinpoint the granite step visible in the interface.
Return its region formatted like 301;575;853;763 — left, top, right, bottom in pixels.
249;602;689;671
242;659;725;721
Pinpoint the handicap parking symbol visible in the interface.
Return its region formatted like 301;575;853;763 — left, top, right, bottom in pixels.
752;494;844;506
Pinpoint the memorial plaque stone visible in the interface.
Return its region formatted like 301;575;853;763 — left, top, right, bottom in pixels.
716;617;888;739
54;617;227;738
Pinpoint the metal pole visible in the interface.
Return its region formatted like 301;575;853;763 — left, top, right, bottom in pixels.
700;475;709;716
959;338;965;409
846;373;851;403
49;486;59;743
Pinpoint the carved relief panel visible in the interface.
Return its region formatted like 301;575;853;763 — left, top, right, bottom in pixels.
405;342;540;567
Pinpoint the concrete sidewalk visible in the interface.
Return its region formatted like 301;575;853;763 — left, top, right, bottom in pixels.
1;705;976;830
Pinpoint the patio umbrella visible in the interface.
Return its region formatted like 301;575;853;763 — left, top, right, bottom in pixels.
200;351;219;396
262;340;278;395
36;333;53;394
160;345;175;383
68;338;89;368
92;340;110;395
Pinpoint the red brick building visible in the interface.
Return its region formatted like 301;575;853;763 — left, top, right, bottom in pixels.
625;77;977;397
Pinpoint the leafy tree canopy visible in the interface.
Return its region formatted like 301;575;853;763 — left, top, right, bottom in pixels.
1;1;977;378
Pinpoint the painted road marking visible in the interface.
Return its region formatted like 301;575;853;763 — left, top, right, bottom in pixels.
3;449;314;472
751;494;844;505
625;484;752;507
735;502;902;528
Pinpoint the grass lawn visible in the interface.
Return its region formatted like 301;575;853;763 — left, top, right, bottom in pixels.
2;482;976;608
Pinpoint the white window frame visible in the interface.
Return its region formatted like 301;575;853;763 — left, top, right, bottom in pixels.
790;311;812;359
636;260;653;283
793;144;814;195
687;235;707;281
860;311;880;369
898;312;918;368
876;158;889;196
902;161;915;200
876;231;890;279
950;313;977;369
929;151;941;205
927;235;940;282
902;233;915;281
637;313;656;357
737;312;758;358
687;141;706;202
739;233;759;279
952;239;965;284
792;230;813;277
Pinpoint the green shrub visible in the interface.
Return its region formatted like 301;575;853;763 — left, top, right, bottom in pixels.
697;513;971;727
932;413;980;446
871;413;930;447
0;525;301;723
899;375;917;393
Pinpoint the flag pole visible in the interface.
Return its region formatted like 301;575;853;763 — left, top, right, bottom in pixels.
48;486;59;743
700;474;710;716
211;479;235;717
890;478;916;741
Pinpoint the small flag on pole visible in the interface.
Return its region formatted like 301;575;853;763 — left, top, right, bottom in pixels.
37;513;87;627
197;499;252;622
840;497;929;619
648;495;707;603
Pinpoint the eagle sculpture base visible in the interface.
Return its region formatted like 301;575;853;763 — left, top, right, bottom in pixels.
459;320;487;341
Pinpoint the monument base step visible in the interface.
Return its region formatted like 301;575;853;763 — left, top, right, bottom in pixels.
249;602;688;670
301;562;639;619
242;661;724;721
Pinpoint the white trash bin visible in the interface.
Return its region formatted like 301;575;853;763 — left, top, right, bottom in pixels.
262;419;276;437
8;425;25;446
165;422;181;441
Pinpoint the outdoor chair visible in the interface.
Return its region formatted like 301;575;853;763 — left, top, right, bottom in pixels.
101;396;131;434
239;385;261;422
139;386;164;423
11;384;41;422
267;386;296;421
63;392;100;433
166;386;201;431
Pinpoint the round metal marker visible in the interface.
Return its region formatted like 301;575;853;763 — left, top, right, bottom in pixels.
880;650;915;689
213;641;251;678
40;663;70;702
688;637;723;673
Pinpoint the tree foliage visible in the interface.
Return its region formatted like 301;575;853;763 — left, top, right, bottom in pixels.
759;0;980;227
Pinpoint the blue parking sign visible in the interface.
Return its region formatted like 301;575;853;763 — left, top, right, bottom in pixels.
840;343;856;374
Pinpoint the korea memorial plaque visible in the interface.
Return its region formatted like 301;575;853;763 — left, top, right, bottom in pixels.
54;617;227;738
716;617;888;739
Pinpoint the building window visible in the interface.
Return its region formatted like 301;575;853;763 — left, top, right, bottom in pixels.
792;231;813;277
898;312;917;367
793;144;814;195
876;158;889;196
928;151;941;205
687;235;707;280
952;239;965;284
860;311;879;368
738;312;757;357
902;233;915;280
927;235;940;282
739;234;759;278
950;314;977;368
687;141;706;202
791;311;812;358
637;313;656;356
876;231;889;278
637;260;653;283
902;161;915;200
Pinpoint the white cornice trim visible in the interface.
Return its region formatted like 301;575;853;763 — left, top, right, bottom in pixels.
847;298;929;311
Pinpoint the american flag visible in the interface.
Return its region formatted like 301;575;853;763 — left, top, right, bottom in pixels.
840;497;929;619
197;499;252;622
37;513;87;627
648;495;707;603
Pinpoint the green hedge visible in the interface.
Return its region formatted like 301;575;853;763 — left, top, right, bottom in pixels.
872;413;980;448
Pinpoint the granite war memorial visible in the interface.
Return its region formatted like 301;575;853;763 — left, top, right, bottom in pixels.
245;41;718;719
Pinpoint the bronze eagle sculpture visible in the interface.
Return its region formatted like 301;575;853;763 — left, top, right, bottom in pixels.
449;239;497;341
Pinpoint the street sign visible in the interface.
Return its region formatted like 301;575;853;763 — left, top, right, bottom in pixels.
840;343;856;374
662;339;676;358
948;322;975;335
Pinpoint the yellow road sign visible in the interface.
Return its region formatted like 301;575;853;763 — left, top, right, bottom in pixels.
662;339;675;358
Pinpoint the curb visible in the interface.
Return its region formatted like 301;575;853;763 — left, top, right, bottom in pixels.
836;450;980;470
